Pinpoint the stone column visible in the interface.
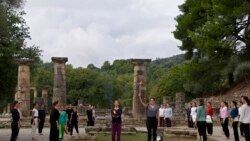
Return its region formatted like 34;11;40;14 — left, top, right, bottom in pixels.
42;89;48;113
174;92;186;120
131;59;151;119
15;59;33;116
7;103;10;113
30;87;37;103
52;57;68;106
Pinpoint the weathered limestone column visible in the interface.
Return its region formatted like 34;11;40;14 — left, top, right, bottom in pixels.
131;59;151;119
42;89;48;112
174;92;186;120
30;87;37;103
15;59;33;116
52;57;68;106
7;103;10;113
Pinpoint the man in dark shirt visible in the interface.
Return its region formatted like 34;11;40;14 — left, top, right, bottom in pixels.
11;101;20;141
38;104;46;135
66;104;73;131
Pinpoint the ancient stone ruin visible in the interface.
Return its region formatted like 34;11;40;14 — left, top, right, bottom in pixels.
52;57;68;106
131;59;151;119
15;59;33;116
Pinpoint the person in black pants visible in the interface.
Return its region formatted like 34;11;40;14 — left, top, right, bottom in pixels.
38;104;46;135
220;101;230;139
66;104;73;131
230;101;239;141
138;83;159;141
49;101;60;141
10;101;20;141
70;107;79;137
86;105;94;126
195;99;207;141
239;96;250;141
186;103;193;128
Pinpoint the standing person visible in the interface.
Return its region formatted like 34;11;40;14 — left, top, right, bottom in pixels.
239;96;250;141
66;104;73;131
220;101;230;139
92;105;96;126
31;103;39;140
49;101;60;141
186;103;193;128
164;103;173;127
59;106;67;140
206;102;213;135
38;104;46;135
10;101;20;141
195;99;207;141
191;102;197;128
70;107;79;137
159;104;165;127
111;100;123;141
16;102;22;139
86;105;94;126
238;101;245;137
138;93;159;141
230;101;239;141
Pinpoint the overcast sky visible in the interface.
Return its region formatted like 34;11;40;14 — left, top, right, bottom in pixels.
24;0;184;67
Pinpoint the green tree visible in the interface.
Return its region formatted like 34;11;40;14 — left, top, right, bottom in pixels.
0;1;40;111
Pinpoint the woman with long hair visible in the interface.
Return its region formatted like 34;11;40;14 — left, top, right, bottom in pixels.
10;101;20;141
191;102;197;128
111;100;123;141
138;93;159;141
239;96;250;141
195;99;207;141
230;101;239;141
220;101;230;139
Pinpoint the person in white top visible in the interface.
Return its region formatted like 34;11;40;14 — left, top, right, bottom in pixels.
159;104;165;127
31;103;39;140
238;101;245;137
190;102;197;128
239;96;250;141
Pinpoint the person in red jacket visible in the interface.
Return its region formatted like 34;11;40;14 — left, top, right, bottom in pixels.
206;102;213;135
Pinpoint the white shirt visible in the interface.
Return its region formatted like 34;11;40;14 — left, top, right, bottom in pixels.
239;104;250;124
32;108;38;117
159;108;165;117
190;107;197;121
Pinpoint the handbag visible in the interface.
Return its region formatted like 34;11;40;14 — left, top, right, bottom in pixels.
206;115;212;123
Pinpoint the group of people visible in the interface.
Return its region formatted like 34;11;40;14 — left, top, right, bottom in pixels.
159;103;173;127
10;95;250;141
10;101;98;141
186;96;250;141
